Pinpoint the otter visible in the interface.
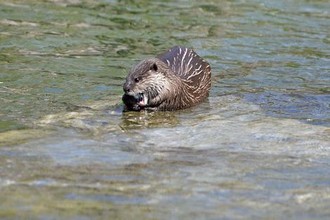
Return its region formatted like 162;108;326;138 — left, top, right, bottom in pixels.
122;46;211;111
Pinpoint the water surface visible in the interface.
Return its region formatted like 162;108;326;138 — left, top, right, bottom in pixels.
0;0;329;219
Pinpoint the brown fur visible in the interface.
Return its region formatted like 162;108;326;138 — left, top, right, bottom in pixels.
122;46;211;111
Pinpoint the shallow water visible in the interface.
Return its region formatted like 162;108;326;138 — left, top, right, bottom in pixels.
0;0;330;219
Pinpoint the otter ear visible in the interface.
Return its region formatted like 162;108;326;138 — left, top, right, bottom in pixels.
150;63;158;72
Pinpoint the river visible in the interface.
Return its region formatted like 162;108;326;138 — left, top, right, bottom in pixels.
0;0;329;219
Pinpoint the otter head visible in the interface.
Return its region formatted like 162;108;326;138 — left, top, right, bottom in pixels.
122;58;172;111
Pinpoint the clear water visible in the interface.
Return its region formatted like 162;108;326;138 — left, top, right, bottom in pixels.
0;0;329;219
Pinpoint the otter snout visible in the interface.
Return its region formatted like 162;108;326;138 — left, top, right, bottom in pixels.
123;81;131;93
122;77;145;110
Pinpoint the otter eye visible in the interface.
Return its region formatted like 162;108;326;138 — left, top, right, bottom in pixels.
134;77;140;83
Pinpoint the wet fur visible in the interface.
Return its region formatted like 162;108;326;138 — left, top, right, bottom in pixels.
123;46;211;111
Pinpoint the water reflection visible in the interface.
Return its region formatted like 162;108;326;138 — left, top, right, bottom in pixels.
245;91;330;126
120;111;180;130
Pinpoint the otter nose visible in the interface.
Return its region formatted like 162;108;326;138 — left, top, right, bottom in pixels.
123;83;130;93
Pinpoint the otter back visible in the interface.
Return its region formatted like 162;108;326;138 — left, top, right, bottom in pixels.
157;46;211;80
157;46;211;104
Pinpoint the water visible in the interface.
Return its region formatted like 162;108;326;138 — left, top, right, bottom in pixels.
0;0;329;219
